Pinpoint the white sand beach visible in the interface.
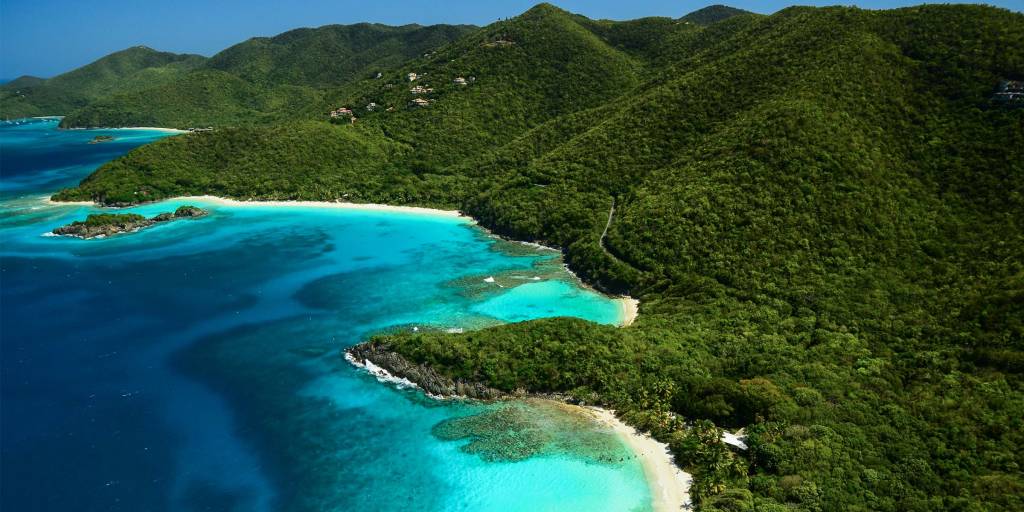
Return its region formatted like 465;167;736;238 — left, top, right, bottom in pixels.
110;126;189;134
620;297;640;327
58;125;188;134
168;195;469;219
586;407;692;512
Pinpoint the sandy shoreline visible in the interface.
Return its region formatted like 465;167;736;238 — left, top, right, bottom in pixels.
64;126;188;134
620;297;640;327
586;407;692;512
109;126;189;134
25;118;188;134
172;195;469;219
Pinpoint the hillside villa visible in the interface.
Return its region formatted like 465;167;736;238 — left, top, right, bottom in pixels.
329;107;354;118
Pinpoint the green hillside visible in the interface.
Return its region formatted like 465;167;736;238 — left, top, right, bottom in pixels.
51;3;1024;511
56;24;475;128
54;3;661;199
0;46;205;119
332;3;651;167
1;23;474;127
206;23;476;87
61;69;327;129
43;46;206;96
59;121;406;205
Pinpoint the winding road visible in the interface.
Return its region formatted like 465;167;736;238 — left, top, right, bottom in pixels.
600;196;616;253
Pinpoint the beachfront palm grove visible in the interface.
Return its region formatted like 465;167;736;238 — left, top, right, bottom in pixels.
6;3;1024;510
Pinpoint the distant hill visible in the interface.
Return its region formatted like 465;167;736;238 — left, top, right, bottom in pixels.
681;4;753;25
4;75;45;88
206;23;476;87
0;47;206;119
46;4;1024;510
44;46;206;96
0;24;476;128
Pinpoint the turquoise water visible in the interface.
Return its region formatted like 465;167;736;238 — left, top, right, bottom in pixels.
0;119;651;511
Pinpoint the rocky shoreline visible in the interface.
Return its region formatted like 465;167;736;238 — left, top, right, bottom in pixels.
52;205;207;239
346;340;615;407
346;341;504;399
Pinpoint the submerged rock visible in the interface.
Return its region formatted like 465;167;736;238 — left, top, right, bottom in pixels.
52;205;208;239
432;400;631;464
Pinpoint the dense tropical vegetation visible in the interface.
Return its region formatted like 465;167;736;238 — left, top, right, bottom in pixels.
41;3;1024;510
0;24;475;127
0;46;206;119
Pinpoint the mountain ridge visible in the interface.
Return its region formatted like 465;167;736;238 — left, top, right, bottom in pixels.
682;4;755;24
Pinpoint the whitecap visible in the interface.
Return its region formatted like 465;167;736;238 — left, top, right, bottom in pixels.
345;353;419;390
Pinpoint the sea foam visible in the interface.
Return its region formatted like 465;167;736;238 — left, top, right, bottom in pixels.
344;352;419;390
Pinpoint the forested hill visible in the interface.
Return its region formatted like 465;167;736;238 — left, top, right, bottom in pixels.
205;23;477;88
0;46;206;119
0;24;476;127
54;3;1024;511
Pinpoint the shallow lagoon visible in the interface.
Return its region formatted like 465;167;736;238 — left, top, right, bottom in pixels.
0;119;652;511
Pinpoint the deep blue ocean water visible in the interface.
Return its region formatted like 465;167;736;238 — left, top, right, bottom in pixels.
0;119;652;511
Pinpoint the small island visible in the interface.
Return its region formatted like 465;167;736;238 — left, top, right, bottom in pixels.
88;135;115;144
52;205;207;239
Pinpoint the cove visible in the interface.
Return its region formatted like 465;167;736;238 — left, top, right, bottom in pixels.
0;119;653;511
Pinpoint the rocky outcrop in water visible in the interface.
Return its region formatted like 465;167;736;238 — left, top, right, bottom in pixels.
151;205;206;222
53;205;208;239
173;205;206;217
346;341;504;400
